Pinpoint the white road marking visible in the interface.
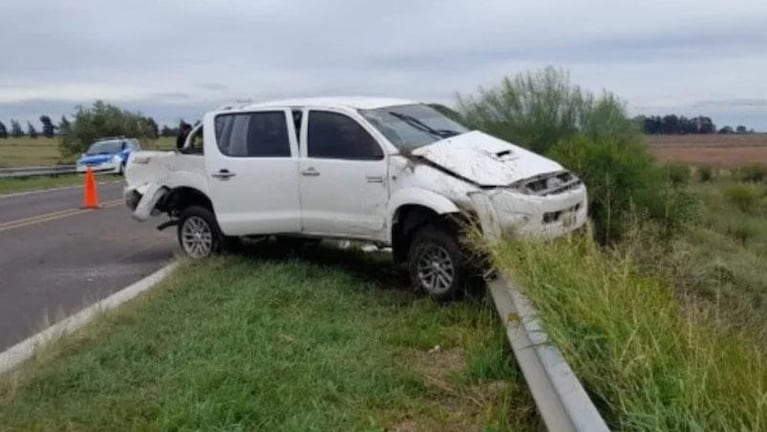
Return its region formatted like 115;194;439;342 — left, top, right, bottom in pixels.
0;261;179;375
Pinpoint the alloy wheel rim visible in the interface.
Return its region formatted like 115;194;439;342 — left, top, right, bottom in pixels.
416;244;455;294
181;216;213;257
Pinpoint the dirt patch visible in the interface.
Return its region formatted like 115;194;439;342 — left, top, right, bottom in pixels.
388;347;515;431
646;134;767;168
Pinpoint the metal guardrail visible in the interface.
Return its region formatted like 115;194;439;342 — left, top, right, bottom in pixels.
488;274;610;432
0;165;77;178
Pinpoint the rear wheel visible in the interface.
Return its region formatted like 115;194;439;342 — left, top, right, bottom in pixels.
177;206;223;258
408;224;468;301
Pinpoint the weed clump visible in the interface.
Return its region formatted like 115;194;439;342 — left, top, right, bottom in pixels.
697;166;714;182
736;165;767;183
724;184;762;213
666;164;691;185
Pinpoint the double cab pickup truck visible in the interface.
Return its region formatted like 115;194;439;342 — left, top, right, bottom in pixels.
124;97;587;300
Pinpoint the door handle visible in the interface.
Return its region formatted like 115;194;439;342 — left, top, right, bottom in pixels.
301;167;320;177
366;176;384;183
211;169;236;180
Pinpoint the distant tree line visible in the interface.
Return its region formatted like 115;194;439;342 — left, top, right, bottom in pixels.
0;107;161;145
635;114;755;135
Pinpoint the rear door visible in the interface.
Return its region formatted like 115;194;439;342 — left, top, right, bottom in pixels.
298;109;389;238
204;109;301;236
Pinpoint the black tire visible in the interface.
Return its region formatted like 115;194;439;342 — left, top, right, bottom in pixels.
177;206;223;258
407;224;468;301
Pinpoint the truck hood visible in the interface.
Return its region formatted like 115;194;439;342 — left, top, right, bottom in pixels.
410;131;564;187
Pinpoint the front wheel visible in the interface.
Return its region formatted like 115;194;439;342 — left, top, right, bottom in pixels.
408;224;468;301
177;206;223;258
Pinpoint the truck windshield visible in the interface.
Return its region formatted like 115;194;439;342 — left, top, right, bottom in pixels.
359;104;468;151
86;140;123;155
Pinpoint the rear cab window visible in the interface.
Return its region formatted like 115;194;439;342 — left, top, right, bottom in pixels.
214;111;292;157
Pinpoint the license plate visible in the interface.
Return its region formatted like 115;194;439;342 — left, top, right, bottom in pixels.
561;211;576;227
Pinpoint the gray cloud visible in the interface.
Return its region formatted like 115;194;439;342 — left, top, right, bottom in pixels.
1;0;766;129
196;83;230;91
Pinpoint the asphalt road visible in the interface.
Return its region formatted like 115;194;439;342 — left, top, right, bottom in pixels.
0;181;176;350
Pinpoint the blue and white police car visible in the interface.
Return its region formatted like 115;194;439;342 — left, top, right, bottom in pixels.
76;137;141;174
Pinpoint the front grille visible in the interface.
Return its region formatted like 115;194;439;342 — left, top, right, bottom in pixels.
513;171;582;196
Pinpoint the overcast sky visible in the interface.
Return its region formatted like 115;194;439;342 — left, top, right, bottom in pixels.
1;0;766;130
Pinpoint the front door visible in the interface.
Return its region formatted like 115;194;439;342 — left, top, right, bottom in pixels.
204;109;301;236
298;109;389;238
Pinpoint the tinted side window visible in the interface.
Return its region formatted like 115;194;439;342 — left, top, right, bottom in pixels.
215;111;291;157
308;111;383;160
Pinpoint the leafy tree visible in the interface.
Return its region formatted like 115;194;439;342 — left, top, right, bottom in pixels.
0;121;7;138
160;125;178;137
59;116;71;135
661;115;679;134
144;117;159;139
27;122;38;138
59;101;158;155
718;126;734;134
10;120;24;137
637;115;716;134
39;115;55;138
736;125;748;134
457;67;637;155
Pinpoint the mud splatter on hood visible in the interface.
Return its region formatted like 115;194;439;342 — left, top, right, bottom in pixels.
411;131;563;187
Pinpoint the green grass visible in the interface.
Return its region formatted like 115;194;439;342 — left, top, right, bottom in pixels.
670;178;767;323
0;137;176;168
489;234;767;431
0;244;541;431
0;137;67;167
0;174;90;195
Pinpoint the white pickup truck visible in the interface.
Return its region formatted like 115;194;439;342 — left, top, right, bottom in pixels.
124;97;587;300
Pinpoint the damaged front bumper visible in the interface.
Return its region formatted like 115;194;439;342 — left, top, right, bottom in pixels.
468;184;588;242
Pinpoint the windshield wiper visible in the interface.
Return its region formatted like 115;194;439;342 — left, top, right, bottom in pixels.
388;111;460;139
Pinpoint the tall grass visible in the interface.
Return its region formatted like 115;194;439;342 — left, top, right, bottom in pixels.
489;233;767;431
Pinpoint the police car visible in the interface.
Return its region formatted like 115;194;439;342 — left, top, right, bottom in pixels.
76;137;141;174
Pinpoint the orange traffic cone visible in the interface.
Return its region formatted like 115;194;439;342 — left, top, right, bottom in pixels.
82;167;100;209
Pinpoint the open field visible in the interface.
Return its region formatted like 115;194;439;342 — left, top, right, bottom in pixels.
0;137;67;168
0;245;541;431
647;134;767;168
0;137;176;168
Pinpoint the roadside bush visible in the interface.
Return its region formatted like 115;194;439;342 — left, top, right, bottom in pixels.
455;67;687;243
666;164;692;185
736;165;767;183
726;221;756;246
548;135;693;243
724;184;761;213
59;101;157;156
698;166;714;182
456;67;638;155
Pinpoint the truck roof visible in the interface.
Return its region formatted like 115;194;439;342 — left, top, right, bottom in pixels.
218;96;418;112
